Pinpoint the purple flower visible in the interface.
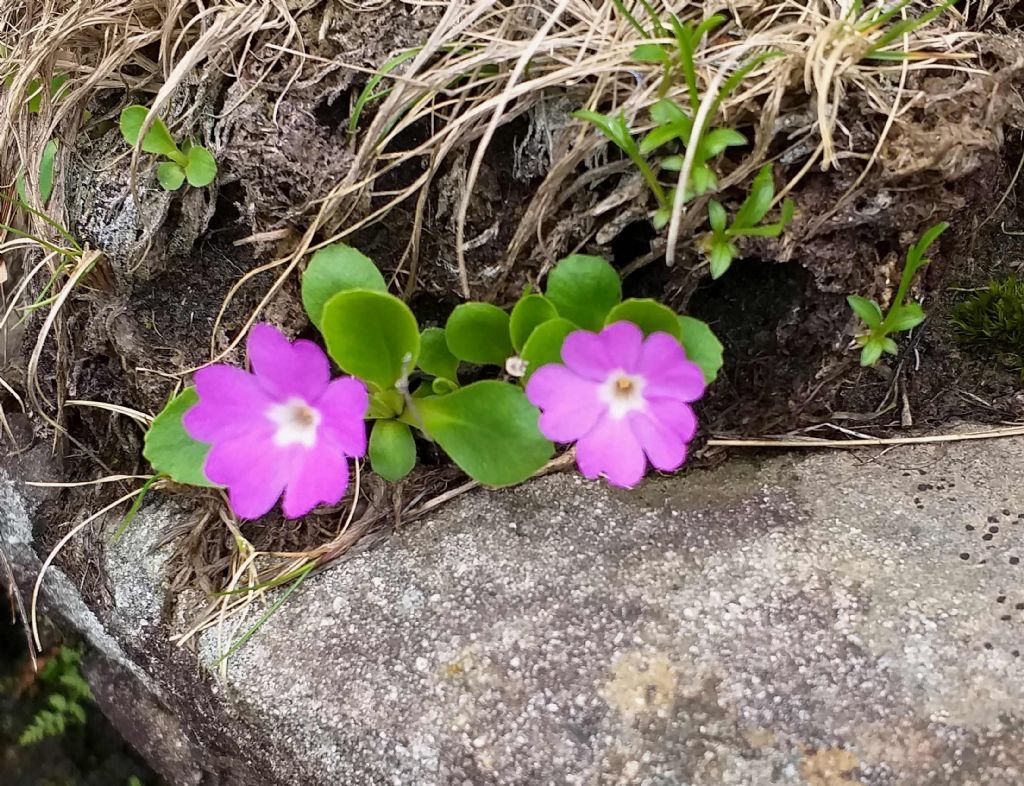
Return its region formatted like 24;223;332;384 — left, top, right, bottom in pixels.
526;321;705;488
183;324;368;519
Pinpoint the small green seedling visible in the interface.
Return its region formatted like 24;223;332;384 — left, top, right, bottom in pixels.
848;222;949;366
846;0;956;61
119;105;217;190
702;164;794;278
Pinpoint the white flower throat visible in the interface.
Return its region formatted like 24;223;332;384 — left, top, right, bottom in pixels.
267;397;321;448
598;371;647;420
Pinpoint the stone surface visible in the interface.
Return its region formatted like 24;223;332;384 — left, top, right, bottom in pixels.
7;432;1024;784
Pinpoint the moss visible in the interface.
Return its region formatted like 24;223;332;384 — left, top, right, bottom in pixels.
951;276;1024;372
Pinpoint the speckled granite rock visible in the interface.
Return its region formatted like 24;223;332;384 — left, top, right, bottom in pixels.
7;432;1024;785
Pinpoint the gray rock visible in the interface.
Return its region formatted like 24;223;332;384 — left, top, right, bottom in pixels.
7;433;1024;785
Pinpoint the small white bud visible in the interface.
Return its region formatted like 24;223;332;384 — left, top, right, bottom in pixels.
505;355;528;378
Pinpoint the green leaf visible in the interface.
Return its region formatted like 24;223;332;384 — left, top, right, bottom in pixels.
39;138;57;204
415;381;553;486
698;127;747;159
509;293;558;352
652;206;671;230
321;290;420;388
639;122;690;155
369;419;417;482
650;98;689;126
605;298;683;340
520;317;577;381
708;200;727;234
184;144;217;187
632;43;671;63
690;164;716;196
432;378;458;394
889;302;925;332
418;327;460;382
156;161;185;191
545;254;621;331
731;164;776;229
572;109;638;157
847;295;884;329
143;388;215;487
119;106;179;156
882;337;899;355
709;239;737;279
661;155;683;171
679;316;723;383
445;303;514;365
905;221;950;277
301;244;387;329
860;338;884;366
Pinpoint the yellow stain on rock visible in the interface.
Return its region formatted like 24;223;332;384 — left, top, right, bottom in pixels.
600;651;678;723
801;747;866;786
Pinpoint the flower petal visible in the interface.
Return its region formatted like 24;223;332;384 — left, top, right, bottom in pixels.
648;397;698;443
318;377;369;457
629;408;692;473
560;330;612;380
575;413;647;488
204;435;288;519
561;322;645;380
600;321;644;370
282;443;350;519
638;332;706;401
526;364;604;443
247;323;330;401
184;365;273;444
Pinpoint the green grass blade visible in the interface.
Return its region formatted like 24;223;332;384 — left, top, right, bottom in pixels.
110;475;161;543
213;563;315;666
612;0;650;37
348;48;421;135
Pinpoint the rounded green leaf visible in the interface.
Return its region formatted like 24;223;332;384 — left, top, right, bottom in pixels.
119;105;178;156
143;388;215;487
520;317;576;381
545;254;621;331
509;293;558;352
605;298;683;340
301;244;387;329
321;290;420;388
184;144;217;187
418;327;459;381
156;161;185;191
679;316;724;384
445;303;513;365
369;419;417;482
414;381;553;487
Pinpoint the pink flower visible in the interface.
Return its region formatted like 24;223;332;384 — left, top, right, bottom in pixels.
183;324;369;519
526;321;705;488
